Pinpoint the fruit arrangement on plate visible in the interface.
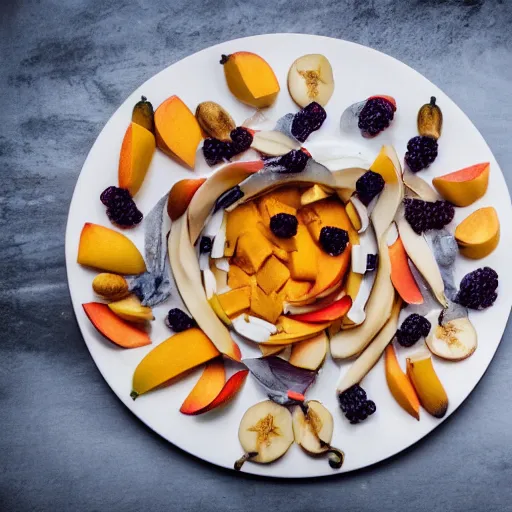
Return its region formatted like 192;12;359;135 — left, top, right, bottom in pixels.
75;50;501;472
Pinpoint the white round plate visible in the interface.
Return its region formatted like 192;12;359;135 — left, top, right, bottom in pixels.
66;34;512;478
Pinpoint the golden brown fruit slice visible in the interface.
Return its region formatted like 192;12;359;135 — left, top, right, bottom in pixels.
287;54;334;107
92;273;129;301
77;223;146;275
118;122;156;196
169;214;241;360
406;353;448;418
222;52;280;108
154;95;203;168
236;400;294;468
292;400;333;454
385;344;420;420
131;328;220;399
301;184;331;206
289;332;328;371
454;207;500;259
132;96;154;133
426;316;477;361
417;96;442;140
195;101;236;141
108;295;154;323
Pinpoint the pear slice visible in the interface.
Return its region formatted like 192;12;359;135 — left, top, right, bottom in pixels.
232;314;277;343
169;214;240;360
332;167;366;203
292;400;333;454
396;209;447;307
331;226;395;359
251;130;300;156
287;54;334;107
426;315;477;361
403;167;439;201
236;400;294;469
349;195;370;233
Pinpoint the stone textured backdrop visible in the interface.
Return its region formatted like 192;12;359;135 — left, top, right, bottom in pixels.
1;1;511;511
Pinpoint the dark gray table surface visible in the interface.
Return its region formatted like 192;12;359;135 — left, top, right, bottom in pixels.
2;1;512;511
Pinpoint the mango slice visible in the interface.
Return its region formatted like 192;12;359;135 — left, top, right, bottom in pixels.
225;202;262;257
217;287;251;318
233;230;274;275
77;223;146;275
263;316;330;345
228;264;255;289
131;328;220;398
289;225;318;281
250;284;282;324
388;236;423;305
256;256;290;295
454;206;500;259
108;295;154;323
167;178;206;221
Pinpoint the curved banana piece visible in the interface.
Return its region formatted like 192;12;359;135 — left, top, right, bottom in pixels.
403;167;439;201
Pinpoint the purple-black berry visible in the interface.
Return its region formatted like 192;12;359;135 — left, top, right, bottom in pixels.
455;267;498;310
356;170;385;205
100;186;143;228
396;314;431;347
166;308;196;332
404;198;454;234
319;226;349;256
270;213;298;239
291;102;327;142
358;97;396;137
405;136;438;173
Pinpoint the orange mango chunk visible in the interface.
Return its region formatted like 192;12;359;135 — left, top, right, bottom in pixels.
250;284;283;324
167;178;206;221
256;222;297;253
232;230;274;275
225;202;261;257
256;255;290;295
389;237;423;305
227;264;255;289
259;196;297;224
217;286;251;318
281;278;312;301
289;225;318;281
154;95;202;168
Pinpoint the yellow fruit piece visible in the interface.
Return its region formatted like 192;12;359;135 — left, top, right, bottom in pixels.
250;284;283;324
208;295;232;326
227;264;255;289
256;222;297;253
432;162;489;207
77;223;146;275
300;184;331;206
259;344;287;357
118;122;156;196
259;197;297;224
370;146;398;184
264;316;330;345
289;225;318;281
454;206;500;259
217;287;251;318
225;202;262;257
131;328;220;398
256;255;290;295
345;201;362;231
406;355;448;418
259;186;303;211
233;230;274;275
300;198;353;242
281;278;312;301
154;95;202;168
272;246;290;263
222;52;280;108
108;295;154;323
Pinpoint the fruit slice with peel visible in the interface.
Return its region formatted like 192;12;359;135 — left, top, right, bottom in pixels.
169;214;241;360
131;328;220;398
251;130;299;156
77;223;146;275
406;352;448;418
264;317;330;345
454;207;500;259
289;296;352;323
432;162;490;207
232;314;276;343
236;400;294;469
188;160;263;244
83;303;151;349
154;95;203;168
180;360;226;415
108;295;154;323
385;344;420;420
336;296;401;392
292;400;333;454
208;295;232;326
118;122;156;196
330;227;395;359
222;52;280;108
426;315;477;361
389;236;423;305
167;178;206;221
289;332;328;371
200;370;249;413
403;167;439;202
287;54;335;107
396;210;447;307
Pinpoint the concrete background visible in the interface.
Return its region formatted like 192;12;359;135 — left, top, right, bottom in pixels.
1;0;512;510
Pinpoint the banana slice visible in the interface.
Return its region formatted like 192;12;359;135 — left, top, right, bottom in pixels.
426;315;477;361
236;400;294;469
292;400;333;454
288;54;334;107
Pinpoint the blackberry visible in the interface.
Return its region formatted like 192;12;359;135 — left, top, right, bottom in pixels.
270;213;298;239
202;138;235;166
100;186;143;227
200;236;212;254
338;384;377;424
404;198;454;234
396;313;431;347
166;308;196;332
291;102;327;142
230;127;253;153
358;97;395;137
213;185;244;212
455;267;498;310
356;170;385;205
405;136;438;173
319;226;349;256
271;149;310;173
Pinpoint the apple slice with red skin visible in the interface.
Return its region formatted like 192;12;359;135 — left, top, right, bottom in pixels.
189;370;249;414
288;296;352;323
388;237;423;305
83;302;151;348
180;359;226;415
